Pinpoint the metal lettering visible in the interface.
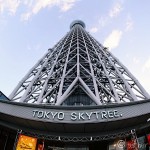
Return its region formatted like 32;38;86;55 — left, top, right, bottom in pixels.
32;110;122;121
114;110;119;118
51;112;58;119
44;111;50;119
37;111;44;118
86;112;93;120
33;110;38;117
101;111;107;119
57;112;65;120
107;111;113;118
79;112;85;120
71;112;77;121
93;112;99;119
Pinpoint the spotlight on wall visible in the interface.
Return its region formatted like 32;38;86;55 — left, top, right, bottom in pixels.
58;136;61;140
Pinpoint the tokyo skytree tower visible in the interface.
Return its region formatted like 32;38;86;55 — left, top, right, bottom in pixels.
9;20;150;105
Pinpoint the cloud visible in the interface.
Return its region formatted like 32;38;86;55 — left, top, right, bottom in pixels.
133;57;140;64
125;16;134;32
21;12;31;21
0;0;78;20
143;58;150;70
98;16;109;27
90;27;98;33
60;0;77;12
0;0;20;15
135;72;150;94
109;3;123;18
21;0;78;21
92;2;123;32
103;30;123;50
139;58;150;93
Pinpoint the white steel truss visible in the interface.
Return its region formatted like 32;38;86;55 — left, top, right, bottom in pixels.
9;20;150;105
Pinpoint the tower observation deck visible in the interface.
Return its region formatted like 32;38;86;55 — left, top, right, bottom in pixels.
9;20;150;105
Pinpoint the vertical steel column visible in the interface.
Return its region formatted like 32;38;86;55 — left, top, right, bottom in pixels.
57;28;76;100
83;29;120;103
110;52;150;99
36;31;73;104
79;26;100;102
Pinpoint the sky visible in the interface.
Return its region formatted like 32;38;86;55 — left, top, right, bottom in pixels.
0;0;150;97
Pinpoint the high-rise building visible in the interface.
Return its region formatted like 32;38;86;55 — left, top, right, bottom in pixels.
0;20;150;149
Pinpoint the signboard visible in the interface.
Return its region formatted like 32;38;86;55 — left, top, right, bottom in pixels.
0;99;150;124
147;134;150;145
32;109;123;122
126;140;138;150
16;134;37;150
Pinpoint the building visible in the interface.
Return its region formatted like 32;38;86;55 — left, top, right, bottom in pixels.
0;20;150;150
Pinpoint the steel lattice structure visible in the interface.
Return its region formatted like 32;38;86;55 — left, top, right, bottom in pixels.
9;20;150;105
20;130;132;142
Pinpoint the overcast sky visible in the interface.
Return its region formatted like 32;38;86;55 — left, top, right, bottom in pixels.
0;0;150;97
